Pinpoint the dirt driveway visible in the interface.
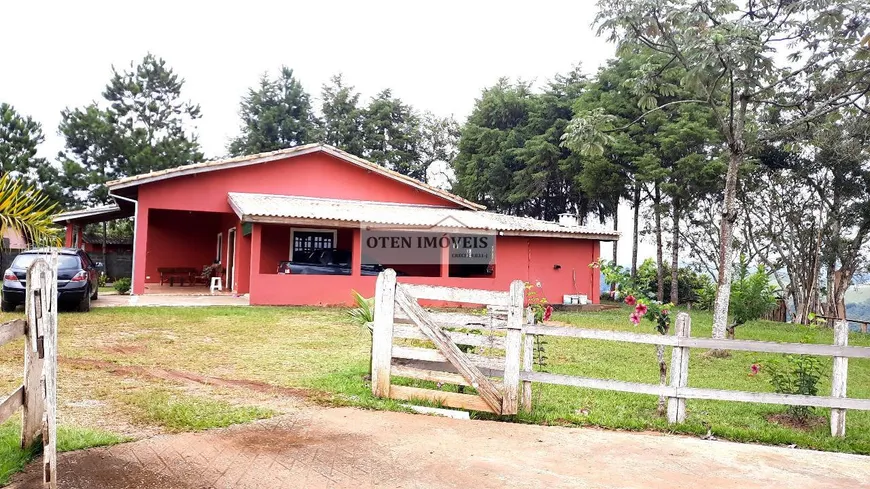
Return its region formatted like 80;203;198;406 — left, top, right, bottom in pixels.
10;407;870;489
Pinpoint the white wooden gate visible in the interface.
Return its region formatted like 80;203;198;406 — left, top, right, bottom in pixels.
370;269;524;415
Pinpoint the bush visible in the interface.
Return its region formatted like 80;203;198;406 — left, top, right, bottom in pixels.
727;256;778;338
763;335;825;421
113;278;131;295
98;273;107;288
634;259;715;306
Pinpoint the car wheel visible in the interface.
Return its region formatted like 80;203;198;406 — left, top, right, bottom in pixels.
0;299;15;313
77;289;91;313
91;286;98;301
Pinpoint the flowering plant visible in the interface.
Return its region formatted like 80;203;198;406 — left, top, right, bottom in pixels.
526;282;552;323
625;295;673;335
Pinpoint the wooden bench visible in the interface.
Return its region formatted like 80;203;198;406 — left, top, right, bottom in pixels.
157;267;198;287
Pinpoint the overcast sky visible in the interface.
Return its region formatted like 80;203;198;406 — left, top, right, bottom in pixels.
2;0;650;264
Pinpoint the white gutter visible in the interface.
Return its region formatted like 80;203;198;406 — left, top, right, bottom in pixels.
108;192;139;297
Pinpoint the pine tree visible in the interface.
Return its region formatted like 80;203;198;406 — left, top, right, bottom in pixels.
362;90;422;179
60;53;203;206
229;67;317;156
0;103;69;206
320;74;365;155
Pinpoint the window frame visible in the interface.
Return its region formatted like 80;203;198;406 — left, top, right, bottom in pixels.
289;228;338;260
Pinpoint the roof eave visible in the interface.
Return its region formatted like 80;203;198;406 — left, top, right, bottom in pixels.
237;213;620;241
110;143;484;212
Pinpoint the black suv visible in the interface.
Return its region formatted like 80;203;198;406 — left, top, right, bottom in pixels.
2;248;100;312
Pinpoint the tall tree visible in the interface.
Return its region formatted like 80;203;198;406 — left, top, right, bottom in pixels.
362;89;422;179
229;66;317;156
418;112;460;179
320;74;365;155
454;72;603;222
58;105;123;206
569;0;870;339
453;79;537;214
805;110;870;324
0;104;69;206
103;54;203;177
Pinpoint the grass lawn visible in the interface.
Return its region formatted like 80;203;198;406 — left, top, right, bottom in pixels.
0;421;124;485
0;303;868;484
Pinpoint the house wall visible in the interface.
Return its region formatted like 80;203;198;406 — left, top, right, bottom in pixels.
131;152;467;294
248;228;601;306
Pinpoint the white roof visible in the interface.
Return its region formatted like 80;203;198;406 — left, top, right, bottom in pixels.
228;193;619;241
52;204;122;223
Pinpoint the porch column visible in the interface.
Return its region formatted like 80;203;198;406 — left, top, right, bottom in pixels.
592;241;601;304
250;223;262;279
351;228;361;277
76;226;84;250
235;222;251;294
64;224;74;247
440;234;450;278
132;207;149;295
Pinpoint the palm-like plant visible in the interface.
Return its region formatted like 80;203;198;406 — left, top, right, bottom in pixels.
347;290;375;332
0;174;61;247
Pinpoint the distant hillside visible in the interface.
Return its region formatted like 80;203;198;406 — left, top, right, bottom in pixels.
846;283;870;304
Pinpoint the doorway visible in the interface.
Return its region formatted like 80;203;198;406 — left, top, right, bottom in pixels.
226;228;236;291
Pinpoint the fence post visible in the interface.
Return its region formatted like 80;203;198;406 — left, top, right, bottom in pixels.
520;306;535;412
831;320;849;437
371;269;396;398
501;280;525;415
21;260;47;449
42;256;58;488
667;313;692;424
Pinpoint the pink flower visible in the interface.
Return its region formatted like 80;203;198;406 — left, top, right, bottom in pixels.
749;364;761;376
543;305;553;322
635;303;648;315
624;295;637;306
661;309;669;316
629;312;641;325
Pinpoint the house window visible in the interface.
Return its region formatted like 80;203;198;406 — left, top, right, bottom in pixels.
290;229;337;261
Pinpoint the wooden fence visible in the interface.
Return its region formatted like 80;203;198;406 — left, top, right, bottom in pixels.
370;270;870;438
0;258;58;488
370;269;524;414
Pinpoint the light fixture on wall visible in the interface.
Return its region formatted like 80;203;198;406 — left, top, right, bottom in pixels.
553;264;561;270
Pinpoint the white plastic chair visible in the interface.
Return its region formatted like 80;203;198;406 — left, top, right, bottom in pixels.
210;276;222;293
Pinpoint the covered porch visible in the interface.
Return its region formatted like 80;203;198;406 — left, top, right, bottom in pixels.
136;208;247;295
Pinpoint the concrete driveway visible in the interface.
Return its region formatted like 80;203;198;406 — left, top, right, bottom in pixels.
9;407;870;488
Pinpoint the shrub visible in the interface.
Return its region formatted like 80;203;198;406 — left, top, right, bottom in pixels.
727;256;778;338
347;290;374;332
763;335;825;421
113;277;131;295
98;273;107;288
636;258;715;305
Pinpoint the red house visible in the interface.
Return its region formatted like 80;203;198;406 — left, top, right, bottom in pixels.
54;144;618;306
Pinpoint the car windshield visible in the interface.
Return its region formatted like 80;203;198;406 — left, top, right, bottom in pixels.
12;254;80;269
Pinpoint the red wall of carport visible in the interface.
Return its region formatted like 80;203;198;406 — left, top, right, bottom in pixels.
249;227;601;306
131;152;467;294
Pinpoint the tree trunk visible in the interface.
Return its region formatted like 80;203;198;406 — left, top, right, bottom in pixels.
670;200;680;305
654;184;664;302
610;205;619;292
711;111;747;339
612;207;619;264
656;343;667;415
631;184;640;280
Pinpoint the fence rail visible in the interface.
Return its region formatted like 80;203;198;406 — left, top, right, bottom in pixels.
524;313;863;437
370;270;866;439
